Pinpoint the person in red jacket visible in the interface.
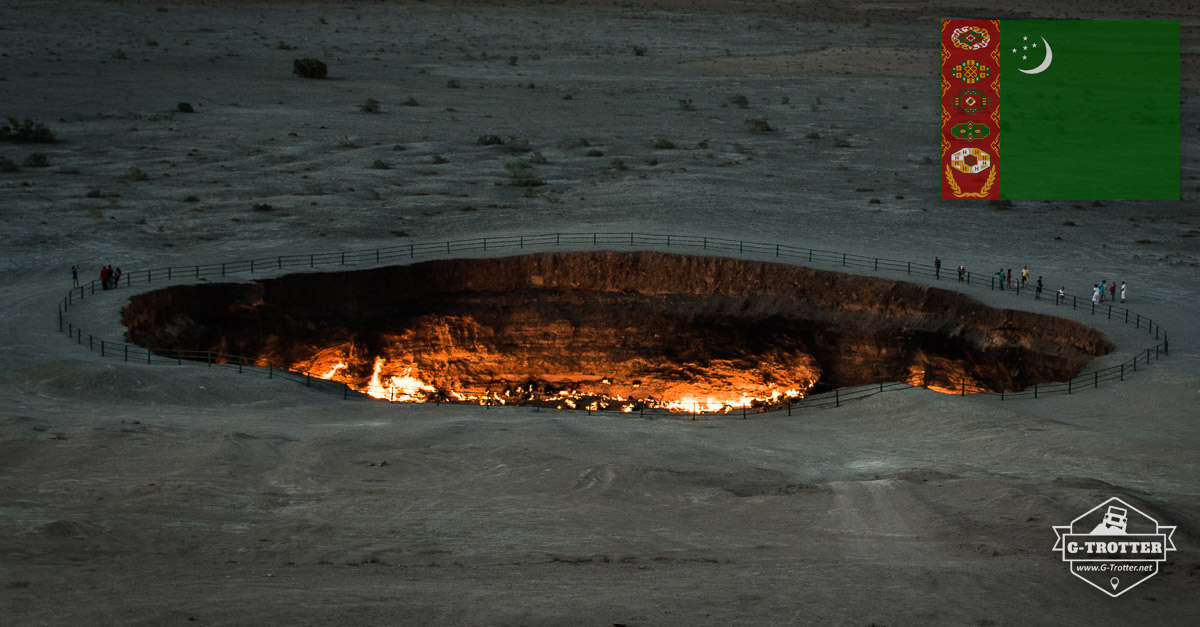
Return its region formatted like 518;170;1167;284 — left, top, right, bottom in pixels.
99;265;111;290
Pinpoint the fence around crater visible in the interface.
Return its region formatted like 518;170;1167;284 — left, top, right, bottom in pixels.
56;232;1169;417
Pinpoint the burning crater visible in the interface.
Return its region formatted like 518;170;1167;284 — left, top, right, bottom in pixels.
122;251;1113;412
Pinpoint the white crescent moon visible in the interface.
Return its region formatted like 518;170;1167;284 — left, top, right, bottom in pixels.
1020;37;1053;75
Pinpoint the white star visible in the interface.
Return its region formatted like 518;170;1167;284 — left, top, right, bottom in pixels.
1012;48;1017;53
1023;35;1028;41
1023;45;1029;50
1022;55;1028;60
1032;42;1037;47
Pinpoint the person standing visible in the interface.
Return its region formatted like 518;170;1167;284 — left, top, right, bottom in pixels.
99;265;110;290
113;267;122;288
1007;268;1014;288
934;256;941;279
1058;286;1065;305
957;265;965;282
1021;266;1029;287
1109;280;1117;302
1120;281;1127;303
998;268;1006;290
1099;279;1107;302
1092;284;1101;305
71;264;79;288
1035;276;1043;300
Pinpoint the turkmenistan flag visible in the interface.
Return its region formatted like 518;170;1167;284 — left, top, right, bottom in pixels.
941;20;1179;200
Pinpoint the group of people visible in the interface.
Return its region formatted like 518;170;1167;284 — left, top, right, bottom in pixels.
1091;279;1127;305
933;258;1130;308
97;265;122;290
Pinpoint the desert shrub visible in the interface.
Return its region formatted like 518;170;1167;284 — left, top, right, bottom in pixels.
781;96;790;104
643;157;658;166
833;138;852;148
505;160;543;186
431;154;448;164
477;135;503;146
252;202;273;212
632;45;647;56
292;58;328;79
610;158;626;171
85;188;102;198
358;98;381;113
184;195;199;202
447;79;461;89
370;159;391;170
23;152;49;167
586;149;604;157
276;41;294;51
653;138;677;150
402;97;419;106
507;55;518;66
728;94;749;108
697;139;709;149
122;167;149;181
177;102;195;113
503;136;531;154
0;156;17;172
678;99;694;111
528;151;548;164
744;118;773;133
0;118;56;144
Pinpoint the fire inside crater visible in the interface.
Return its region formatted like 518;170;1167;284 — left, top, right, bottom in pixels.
121;251;1113;412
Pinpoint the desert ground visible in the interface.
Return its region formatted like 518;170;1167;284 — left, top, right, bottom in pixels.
2;1;1200;625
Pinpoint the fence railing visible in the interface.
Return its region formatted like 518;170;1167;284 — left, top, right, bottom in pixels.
56;232;1169;417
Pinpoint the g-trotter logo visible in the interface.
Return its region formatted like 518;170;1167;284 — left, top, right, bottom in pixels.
1052;497;1176;597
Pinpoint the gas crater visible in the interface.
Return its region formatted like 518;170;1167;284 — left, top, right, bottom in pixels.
121;251;1114;412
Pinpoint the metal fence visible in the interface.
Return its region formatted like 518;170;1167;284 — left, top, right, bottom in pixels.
56;232;1169;417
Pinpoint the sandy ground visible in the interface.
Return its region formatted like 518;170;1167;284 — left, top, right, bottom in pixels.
2;1;1200;625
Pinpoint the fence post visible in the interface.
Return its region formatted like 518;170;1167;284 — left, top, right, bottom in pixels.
167;267;171;280
1034;384;1038;399
967;271;970;285
874;258;878;271
269;364;273;379
835;388;840;407
250;260;254;273
775;244;779;257
1068;378;1072;394
89;335;93;351
907;261;911;275
842;253;846;266
808;250;813;263
1000;384;1004;400
341;252;345;264
1120;364;1124;380
1146;348;1151;364
124;345;128;362
1094;371;1098;388
147;348;152;364
787;400;791;416
703;237;708;249
1072;296;1077;309
195;265;199;278
1108;305;1112;319
410;244;414;258
310;254;314;268
1135;313;1140;329
100;340;104;357
306;373;311;387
